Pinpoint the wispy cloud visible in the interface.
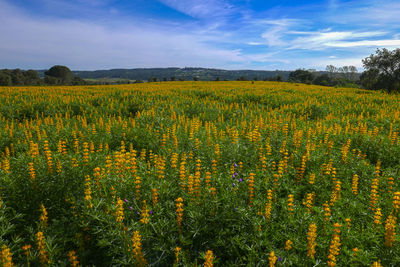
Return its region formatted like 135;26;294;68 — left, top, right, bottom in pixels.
287;30;389;50
0;0;244;70
157;0;235;19
325;39;400;48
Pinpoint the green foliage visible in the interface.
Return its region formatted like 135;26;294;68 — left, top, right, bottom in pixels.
45;65;74;85
0;72;11;86
289;69;315;84
361;48;400;92
0;82;399;265
0;69;41;86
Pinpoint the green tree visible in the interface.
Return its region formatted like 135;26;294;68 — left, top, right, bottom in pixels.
0;71;12;86
11;69;25;85
289;69;314;84
24;70;40;85
313;74;332;86
326;65;337;78
361;48;400;92
45;65;74;85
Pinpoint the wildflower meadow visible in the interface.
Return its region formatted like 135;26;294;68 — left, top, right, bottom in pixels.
0;81;399;266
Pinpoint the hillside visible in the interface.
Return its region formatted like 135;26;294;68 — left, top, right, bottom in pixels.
37;67;291;81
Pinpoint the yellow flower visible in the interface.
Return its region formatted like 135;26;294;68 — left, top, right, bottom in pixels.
67;251;80;267
176;197;184;228
132;230;147;266
1;245;14;267
268;251;277;267
174;247;181;264
285;240;293;251
36;231;49;265
205;250;214;267
115;198;124;223
307;222;317;259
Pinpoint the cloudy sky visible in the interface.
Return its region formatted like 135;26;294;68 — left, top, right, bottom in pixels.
1;0;400;70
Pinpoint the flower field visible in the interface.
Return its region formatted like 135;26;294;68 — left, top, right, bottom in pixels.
0;81;400;266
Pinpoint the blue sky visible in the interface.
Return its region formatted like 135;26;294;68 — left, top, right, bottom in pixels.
1;0;400;71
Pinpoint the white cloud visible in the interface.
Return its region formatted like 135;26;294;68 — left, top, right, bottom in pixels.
288;30;388;50
247;42;263;46
157;0;234;19
0;0;245;70
259;19;303;47
325;39;400;47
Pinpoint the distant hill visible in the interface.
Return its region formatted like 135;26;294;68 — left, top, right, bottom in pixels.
38;67;291;81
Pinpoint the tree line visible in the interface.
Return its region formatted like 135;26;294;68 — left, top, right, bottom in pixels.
0;65;88;86
289;48;400;92
288;65;359;88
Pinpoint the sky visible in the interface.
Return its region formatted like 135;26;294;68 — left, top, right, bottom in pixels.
1;0;400;71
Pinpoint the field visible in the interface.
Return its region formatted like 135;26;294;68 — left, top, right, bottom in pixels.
0;81;400;266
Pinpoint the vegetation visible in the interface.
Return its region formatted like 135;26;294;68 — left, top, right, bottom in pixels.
37;67;292;82
0;65;87;86
0;81;399;266
0;69;41;86
360;48;400;92
289;65;360;88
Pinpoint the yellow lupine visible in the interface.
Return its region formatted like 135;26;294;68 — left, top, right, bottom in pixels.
67;251;80;267
204;250;214;267
115;198;124;223
268;251;277;267
0;245;14;267
132;230;147;266
307;222;317;259
36;231;49;265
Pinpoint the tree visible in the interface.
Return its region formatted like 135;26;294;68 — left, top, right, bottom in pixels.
326;65;337;78
0;71;11;86
289;69;314;84
24;70;40;85
45;65;74;85
349;66;358;80
72;76;85;85
361;48;400;92
313;74;332;86
360;69;380;90
11;69;25;85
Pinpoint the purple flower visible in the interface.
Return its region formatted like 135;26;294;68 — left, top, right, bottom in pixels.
129;206;133;210
278;256;282;262
239;178;243;182
234;163;238;167
232;183;236;187
136;211;140;215
234;172;238;176
232;174;236;178
149;211;153;215
124;199;129;203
